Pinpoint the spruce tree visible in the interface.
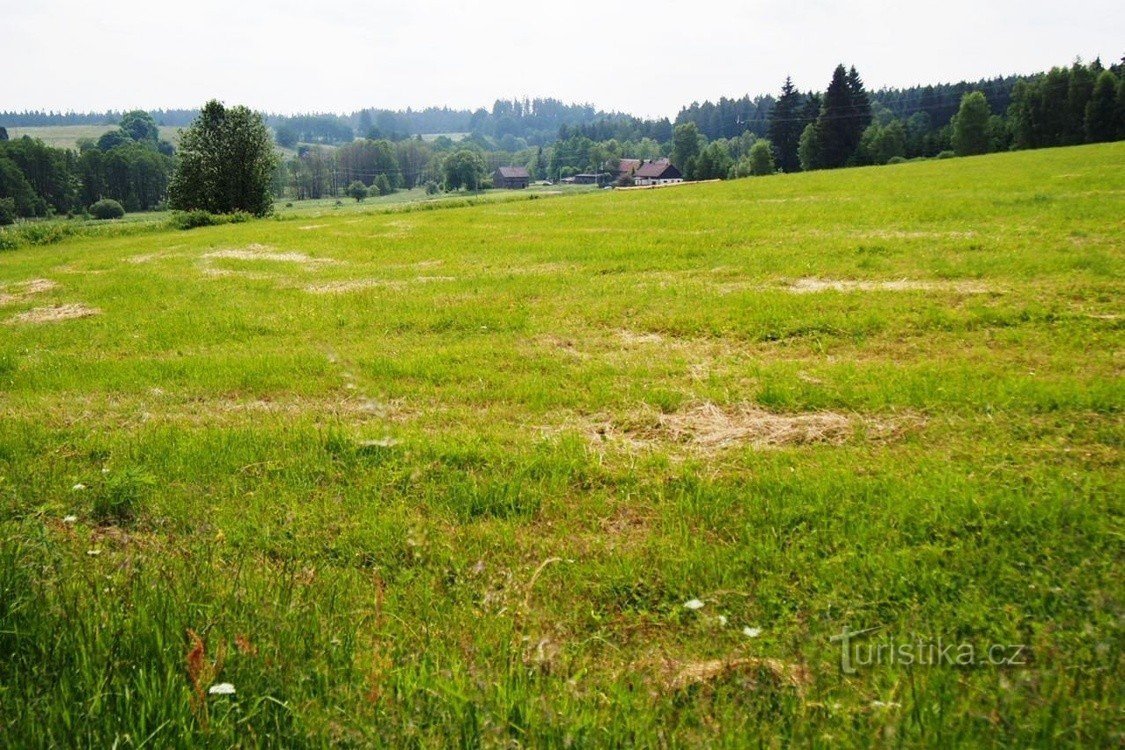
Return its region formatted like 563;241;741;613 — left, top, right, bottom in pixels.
817;65;856;168
768;77;802;173
846;66;873;152
1085;70;1119;142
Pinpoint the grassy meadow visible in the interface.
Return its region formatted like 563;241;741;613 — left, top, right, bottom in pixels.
0;143;1121;747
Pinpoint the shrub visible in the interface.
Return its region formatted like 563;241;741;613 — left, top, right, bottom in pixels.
424;181;440;195
89;199;125;220
373;174;393;196
0;198;15;226
168;210;219;230
887;156;907;164
936;150;956;160
168;210;250;230
92;467;154;525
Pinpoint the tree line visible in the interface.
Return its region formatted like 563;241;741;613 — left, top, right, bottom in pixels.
3;55;1123;224
0;111;174;223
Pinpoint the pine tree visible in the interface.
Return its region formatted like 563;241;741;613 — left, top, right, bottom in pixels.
768;77;802;173
1085;70;1119;142
817;65;857;168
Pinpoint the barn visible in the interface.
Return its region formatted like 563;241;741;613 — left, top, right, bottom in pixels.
493;166;530;189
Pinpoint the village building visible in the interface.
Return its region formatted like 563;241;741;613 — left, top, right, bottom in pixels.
493;166;530;189
633;159;683;186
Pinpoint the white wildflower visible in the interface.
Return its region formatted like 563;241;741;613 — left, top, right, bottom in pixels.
72;483;86;491
743;626;762;638
683;598;705;611
208;683;236;695
62;515;78;524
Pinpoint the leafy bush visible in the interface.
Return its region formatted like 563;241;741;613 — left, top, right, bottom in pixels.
89;199;125;220
936;150;956;160
168;210;251;230
887;156;907;164
424;181;440;195
91;467;154;525
373;174;393;196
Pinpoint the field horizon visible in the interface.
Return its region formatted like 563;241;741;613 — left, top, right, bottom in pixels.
1;143;1121;746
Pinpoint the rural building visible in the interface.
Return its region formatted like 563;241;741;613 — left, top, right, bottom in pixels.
634;160;683;186
493;166;530;189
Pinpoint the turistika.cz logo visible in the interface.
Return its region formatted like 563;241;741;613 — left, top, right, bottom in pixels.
830;626;1029;674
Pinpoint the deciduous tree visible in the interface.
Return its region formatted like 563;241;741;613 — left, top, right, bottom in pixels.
169;100;278;216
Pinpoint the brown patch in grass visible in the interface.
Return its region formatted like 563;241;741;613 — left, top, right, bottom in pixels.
617;329;664;345
203;246;338;265
0;278;58;305
304;276;453;294
660;657;812;693
787;277;991;294
656;402;853;449
7;304;100;324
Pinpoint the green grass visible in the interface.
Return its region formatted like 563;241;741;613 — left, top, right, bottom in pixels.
6;125;183;149
0;143;1121;747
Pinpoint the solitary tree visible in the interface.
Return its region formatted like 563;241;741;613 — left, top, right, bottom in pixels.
952;91;991;156
346;180;367;201
169;100;278;216
0;127;8;142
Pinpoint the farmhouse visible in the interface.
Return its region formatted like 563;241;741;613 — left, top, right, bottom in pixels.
634;159;683;186
493;166;530;189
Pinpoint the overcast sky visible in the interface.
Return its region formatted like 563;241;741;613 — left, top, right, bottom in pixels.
3;0;1122;118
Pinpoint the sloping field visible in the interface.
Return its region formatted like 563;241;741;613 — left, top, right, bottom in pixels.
5;124;183;149
0;144;1121;746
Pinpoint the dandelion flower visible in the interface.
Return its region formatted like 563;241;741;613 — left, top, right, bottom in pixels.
683;598;705;611
209;683;236;695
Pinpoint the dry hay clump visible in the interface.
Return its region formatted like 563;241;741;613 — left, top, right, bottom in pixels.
0;278;58;305
655;656;812;693
7;304;101;324
570;402;917;453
